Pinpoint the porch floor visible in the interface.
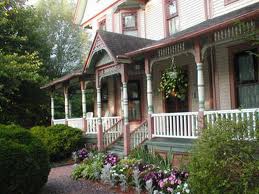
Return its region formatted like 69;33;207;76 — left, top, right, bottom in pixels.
144;137;195;153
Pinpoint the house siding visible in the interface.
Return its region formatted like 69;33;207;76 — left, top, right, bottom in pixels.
211;0;258;18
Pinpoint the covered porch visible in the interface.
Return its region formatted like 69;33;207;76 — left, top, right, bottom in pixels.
43;5;259;156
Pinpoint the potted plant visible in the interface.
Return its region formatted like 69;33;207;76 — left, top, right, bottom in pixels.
159;58;188;100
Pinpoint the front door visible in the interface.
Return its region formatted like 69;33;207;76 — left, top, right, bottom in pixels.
166;96;188;113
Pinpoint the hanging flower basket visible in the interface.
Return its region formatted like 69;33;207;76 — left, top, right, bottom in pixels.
159;58;188;100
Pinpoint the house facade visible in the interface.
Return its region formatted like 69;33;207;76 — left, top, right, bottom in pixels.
43;0;259;158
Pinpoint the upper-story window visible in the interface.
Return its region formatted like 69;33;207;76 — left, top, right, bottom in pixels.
165;0;179;36
98;19;106;31
122;12;138;36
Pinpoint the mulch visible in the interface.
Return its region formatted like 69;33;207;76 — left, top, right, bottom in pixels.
40;165;143;194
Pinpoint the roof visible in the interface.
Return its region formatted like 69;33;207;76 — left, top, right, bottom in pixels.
126;2;259;56
41;69;83;90
97;30;154;58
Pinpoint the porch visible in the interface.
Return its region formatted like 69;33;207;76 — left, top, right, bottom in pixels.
43;8;259;156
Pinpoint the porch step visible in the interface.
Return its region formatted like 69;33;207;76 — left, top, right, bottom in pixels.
83;134;97;145
144;137;195;153
106;137;124;158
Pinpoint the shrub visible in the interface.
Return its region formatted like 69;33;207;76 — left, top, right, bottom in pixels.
188;120;259;194
31;124;83;161
0;125;50;194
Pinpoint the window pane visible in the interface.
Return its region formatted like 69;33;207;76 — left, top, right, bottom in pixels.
238;84;259;108
237;54;255;82
168;17;179;35
124;15;136;28
128;83;139;99
168;0;177;16
128;81;141;121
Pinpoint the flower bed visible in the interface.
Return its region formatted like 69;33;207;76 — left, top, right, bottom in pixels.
71;148;190;194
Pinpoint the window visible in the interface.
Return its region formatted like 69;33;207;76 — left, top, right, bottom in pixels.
101;82;108;113
98;19;106;31
122;12;138;36
234;50;259;108
165;0;179;36
128;81;141;121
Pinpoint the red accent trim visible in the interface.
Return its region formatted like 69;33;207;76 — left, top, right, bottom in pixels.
224;0;239;6
126;10;259;56
81;0;123;27
123;123;130;155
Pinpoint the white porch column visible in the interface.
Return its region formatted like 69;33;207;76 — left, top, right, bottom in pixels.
122;82;128;124
197;62;205;111
50;93;55;125
120;86;124;116
145;58;154;139
68;100;72;118
146;73;154;114
81;89;86;118
96;87;103;150
64;86;69;125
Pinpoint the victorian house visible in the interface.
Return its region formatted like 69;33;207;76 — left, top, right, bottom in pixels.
42;0;259;159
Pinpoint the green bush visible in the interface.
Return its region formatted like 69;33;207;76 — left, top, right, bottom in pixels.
31;124;84;161
188;120;259;194
0;124;50;194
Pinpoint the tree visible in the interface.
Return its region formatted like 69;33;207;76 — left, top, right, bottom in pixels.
36;0;90;78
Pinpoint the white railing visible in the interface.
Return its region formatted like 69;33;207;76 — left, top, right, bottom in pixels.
86;117;98;133
67;118;83;130
102;116;121;131
205;108;258;138
53;119;66;125
103;118;123;148
152;112;199;138
130;120;148;150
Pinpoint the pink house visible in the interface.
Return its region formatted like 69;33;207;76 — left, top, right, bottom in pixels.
42;0;259;158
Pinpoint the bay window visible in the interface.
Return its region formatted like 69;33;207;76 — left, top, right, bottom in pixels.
122;12;138;36
165;0;179;36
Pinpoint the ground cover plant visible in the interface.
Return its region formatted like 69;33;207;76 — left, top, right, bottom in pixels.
71;148;189;194
31;124;84;162
189;119;259;194
0;124;50;194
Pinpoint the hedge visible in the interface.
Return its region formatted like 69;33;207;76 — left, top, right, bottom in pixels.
0;124;50;194
31;124;84;162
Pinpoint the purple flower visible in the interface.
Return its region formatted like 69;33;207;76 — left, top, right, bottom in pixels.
104;153;119;166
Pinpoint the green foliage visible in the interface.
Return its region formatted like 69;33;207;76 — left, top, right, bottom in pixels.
159;66;188;100
31;124;84;161
0;124;50;194
188;120;259;194
129;147;173;171
71;153;105;180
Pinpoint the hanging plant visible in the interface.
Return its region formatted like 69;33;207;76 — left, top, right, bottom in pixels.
159;57;188;100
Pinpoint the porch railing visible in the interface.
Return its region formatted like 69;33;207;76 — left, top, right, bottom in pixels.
205;108;258;139
53;119;66;125
67;118;83;130
152;112;199;138
103;118;123;148
130;120;148;150
86;117;98;133
102;116;121;131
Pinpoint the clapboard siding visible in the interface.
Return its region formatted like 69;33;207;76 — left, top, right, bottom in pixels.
145;0;165;40
212;0;258;18
178;0;206;31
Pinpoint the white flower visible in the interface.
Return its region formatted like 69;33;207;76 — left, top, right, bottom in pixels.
185;189;190;193
176;192;180;194
184;183;188;188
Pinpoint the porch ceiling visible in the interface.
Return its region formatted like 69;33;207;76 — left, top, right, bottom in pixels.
125;2;259;57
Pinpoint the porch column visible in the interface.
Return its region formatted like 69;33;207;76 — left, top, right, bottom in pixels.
64;85;69;125
50;92;55;125
96;86;103;151
122;81;130;155
120;86;124;116
81;80;87;131
195;39;205;130
145;58;154;139
68;100;72;118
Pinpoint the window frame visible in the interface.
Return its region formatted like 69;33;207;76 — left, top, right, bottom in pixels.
164;0;178;36
98;18;106;31
121;11;138;33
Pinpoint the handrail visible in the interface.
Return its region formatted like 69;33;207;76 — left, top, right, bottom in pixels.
130;119;148;150
103;118;124;149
